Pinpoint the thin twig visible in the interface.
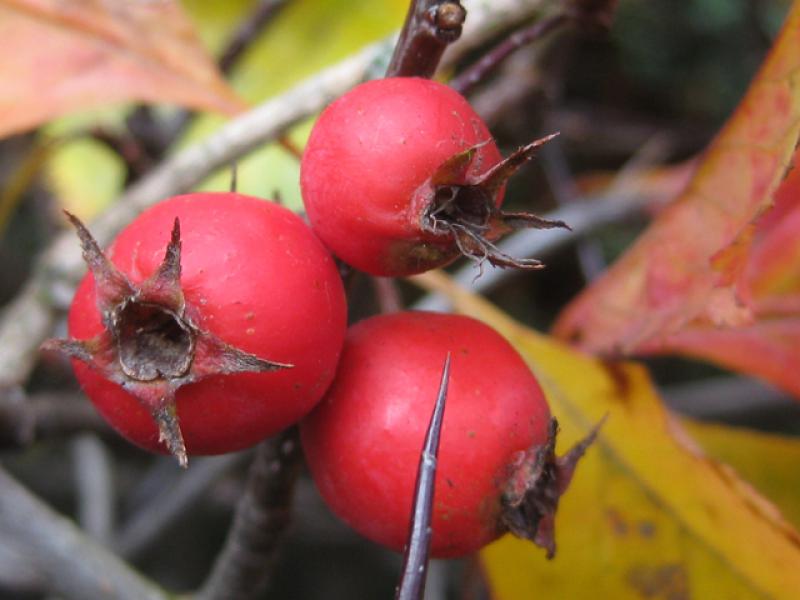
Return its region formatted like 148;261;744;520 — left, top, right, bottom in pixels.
114;453;248;560
0;389;109;449
198;428;302;600
664;377;799;420
0;0;551;391
71;434;115;545
469;52;542;125
0;544;43;593
450;0;619;95
395;355;451;600
0;466;167;600
219;0;290;75
539;127;607;281
450;12;569;95
387;0;467;78
89;127;154;180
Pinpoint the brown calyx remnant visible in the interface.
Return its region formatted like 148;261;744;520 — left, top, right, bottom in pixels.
500;416;605;558
418;133;570;273
43;213;292;467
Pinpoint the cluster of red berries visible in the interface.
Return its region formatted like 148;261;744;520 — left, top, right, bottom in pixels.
47;77;591;558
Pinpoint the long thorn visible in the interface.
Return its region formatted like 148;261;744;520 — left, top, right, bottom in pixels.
395;353;451;600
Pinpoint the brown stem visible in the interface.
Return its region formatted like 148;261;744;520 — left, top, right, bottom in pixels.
450;12;570;95
277;135;304;160
372;277;404;314
198;428;302;600
386;0;467;78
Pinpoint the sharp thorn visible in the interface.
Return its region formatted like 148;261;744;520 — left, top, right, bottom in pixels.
395;353;451;600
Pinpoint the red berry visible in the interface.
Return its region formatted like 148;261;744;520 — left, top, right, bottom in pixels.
301;77;565;277
48;192;347;465
301;311;591;558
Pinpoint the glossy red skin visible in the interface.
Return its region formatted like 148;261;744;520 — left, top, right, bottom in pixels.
69;193;347;456
301;77;504;276
300;311;550;557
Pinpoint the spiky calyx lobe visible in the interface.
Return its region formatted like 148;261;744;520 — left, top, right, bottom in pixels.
301;77;567;277
52;193;347;465
501;417;603;558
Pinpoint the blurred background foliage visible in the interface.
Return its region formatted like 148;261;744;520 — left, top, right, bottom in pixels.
1;0;798;599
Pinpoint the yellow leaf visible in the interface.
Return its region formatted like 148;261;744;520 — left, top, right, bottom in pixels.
46;136;126;221
410;271;800;600
685;419;800;531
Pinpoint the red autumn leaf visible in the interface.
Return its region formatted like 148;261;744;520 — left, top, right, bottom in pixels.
554;4;800;397
0;0;246;138
640;153;800;396
744;160;800;300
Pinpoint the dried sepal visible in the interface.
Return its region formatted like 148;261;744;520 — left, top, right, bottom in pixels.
138;217;184;310
430;143;483;186
41;336;106;364
501;416;604;558
153;399;187;468
497;211;570;233
419;133;569;273
192;330;293;378
475;133;560;197
64;211;134;322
